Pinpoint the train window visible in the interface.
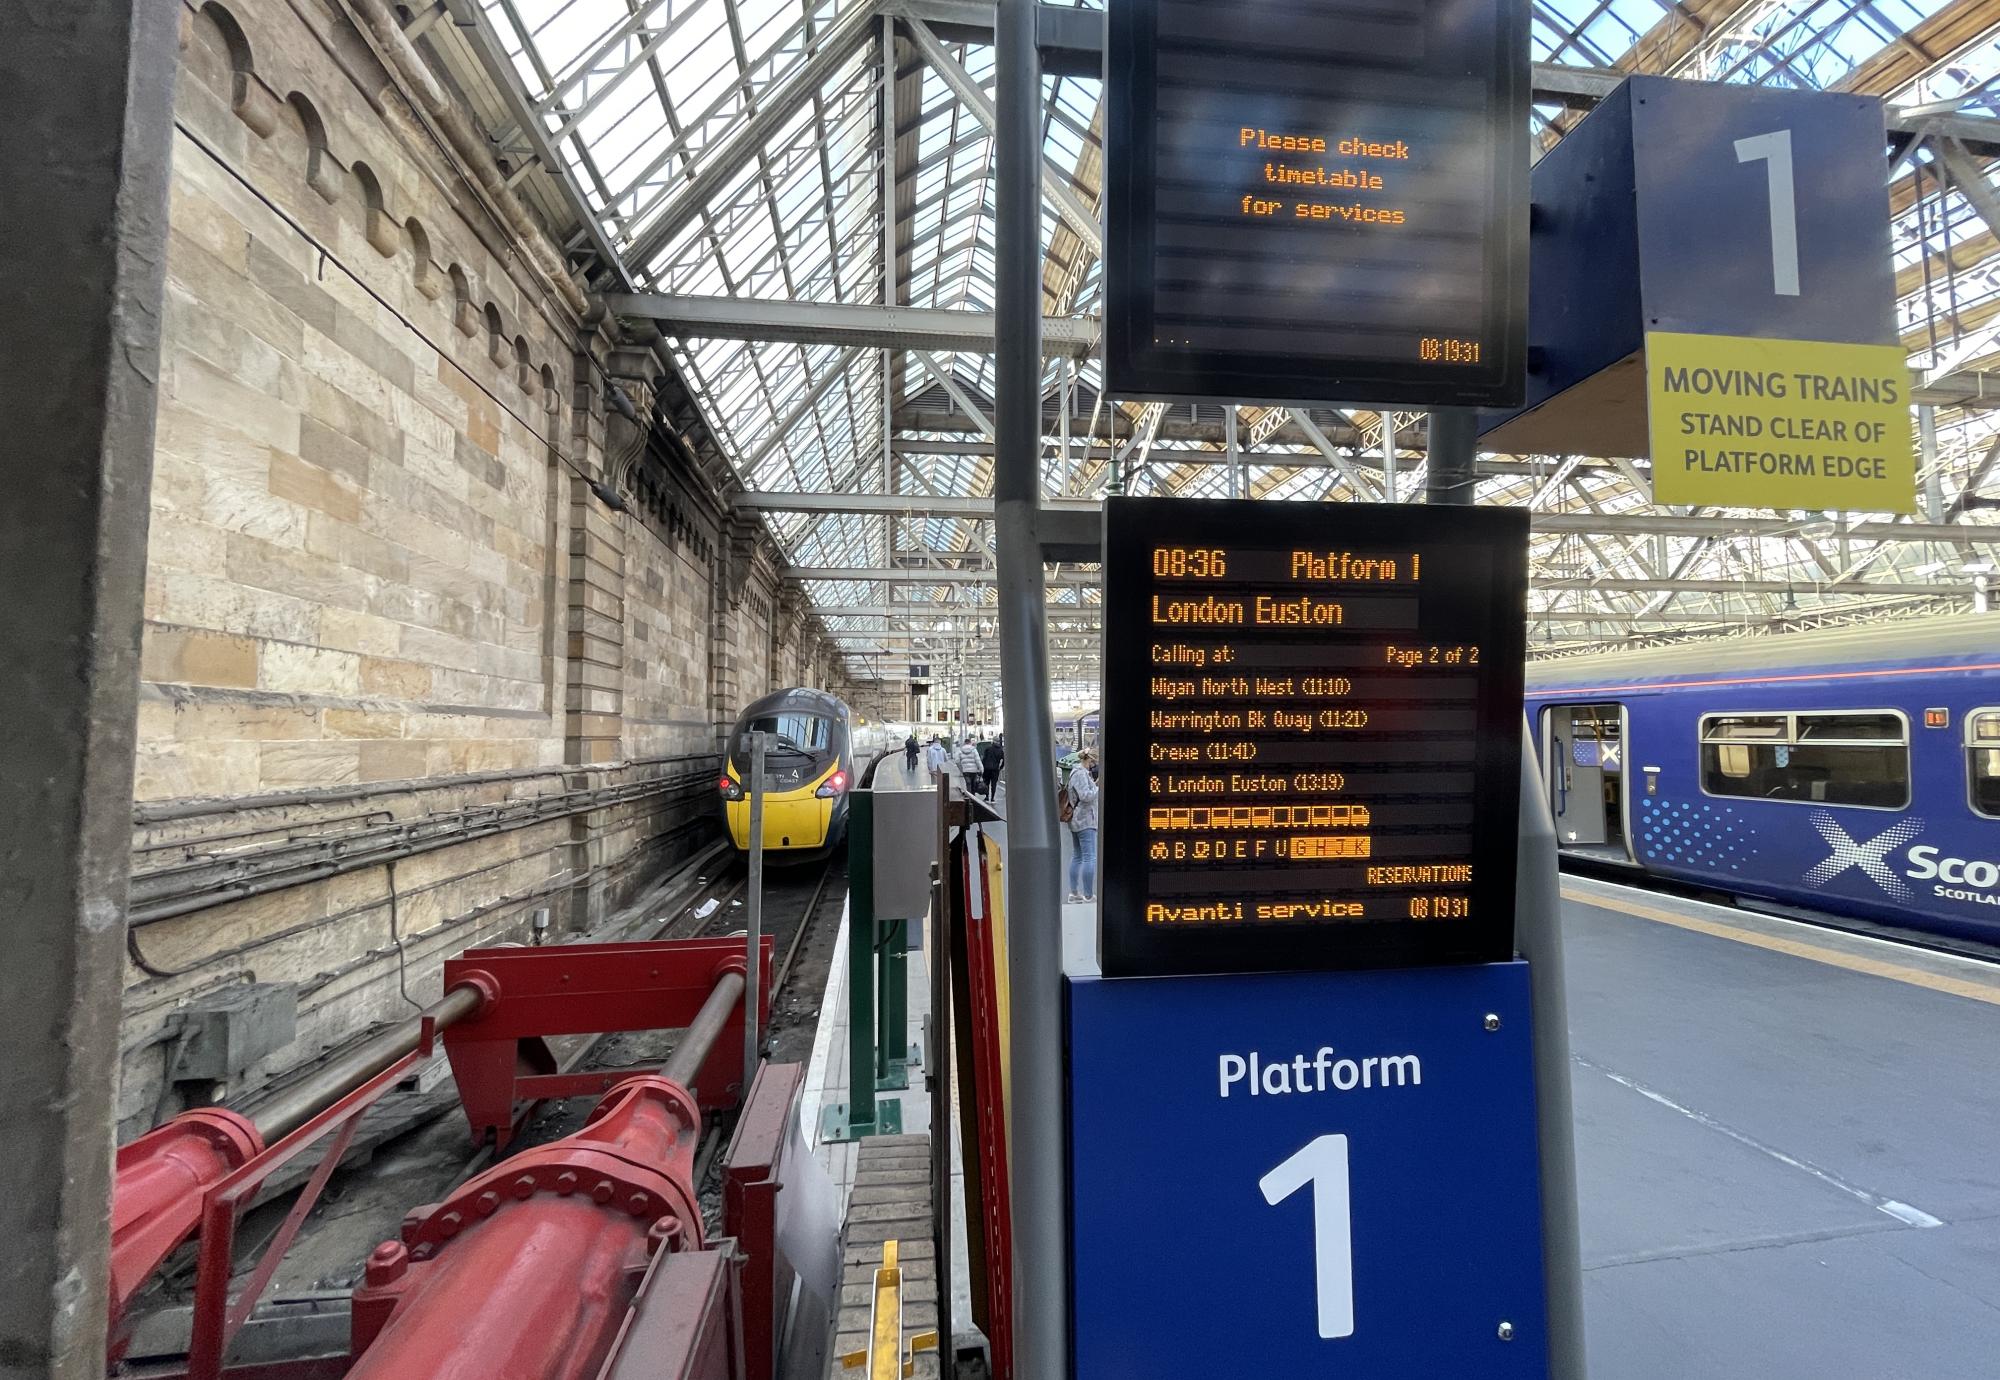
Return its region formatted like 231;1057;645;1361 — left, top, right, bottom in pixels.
740;712;831;755
1701;715;1784;780
1703;715;1788;742
1968;711;2000;818
1798;712;1902;742
1699;711;1910;810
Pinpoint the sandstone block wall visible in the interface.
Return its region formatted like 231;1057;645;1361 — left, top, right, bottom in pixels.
117;0;866;1136
159;0;569;800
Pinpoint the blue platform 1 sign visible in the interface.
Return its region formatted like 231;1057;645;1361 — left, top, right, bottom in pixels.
1069;962;1550;1376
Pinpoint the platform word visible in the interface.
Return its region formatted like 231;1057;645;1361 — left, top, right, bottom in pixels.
1219;1048;1423;1097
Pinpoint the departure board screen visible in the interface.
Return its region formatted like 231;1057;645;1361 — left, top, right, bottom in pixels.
1104;0;1529;408
1099;498;1529;977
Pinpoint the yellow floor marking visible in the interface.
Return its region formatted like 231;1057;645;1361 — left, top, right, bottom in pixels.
1561;883;2000;1008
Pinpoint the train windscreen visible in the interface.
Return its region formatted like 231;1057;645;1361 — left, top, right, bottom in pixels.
736;711;834;760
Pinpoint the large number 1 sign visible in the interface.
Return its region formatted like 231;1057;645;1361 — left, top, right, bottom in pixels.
1259;1134;1356;1339
1735;129;1801;298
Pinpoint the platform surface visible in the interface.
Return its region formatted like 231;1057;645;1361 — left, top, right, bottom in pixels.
1559;876;2000;1379
806;754;979;1348
1066;873;2000;1377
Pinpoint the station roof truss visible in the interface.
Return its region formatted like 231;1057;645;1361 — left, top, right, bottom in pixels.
430;0;2000;681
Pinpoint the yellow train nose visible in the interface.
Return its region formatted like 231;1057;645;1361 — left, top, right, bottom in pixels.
726;791;834;850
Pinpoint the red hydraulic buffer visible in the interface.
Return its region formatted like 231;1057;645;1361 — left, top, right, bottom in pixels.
348;942;773;1380
107;1109;262;1355
348;1071;712;1380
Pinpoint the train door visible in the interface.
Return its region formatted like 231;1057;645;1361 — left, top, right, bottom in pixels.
1542;703;1632;860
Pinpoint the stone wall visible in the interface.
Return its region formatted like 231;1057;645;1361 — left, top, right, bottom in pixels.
118;0;865;1136
156;0;571;798
618;412;725;765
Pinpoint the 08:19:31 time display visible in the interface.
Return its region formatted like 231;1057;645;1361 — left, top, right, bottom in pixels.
1419;337;1483;364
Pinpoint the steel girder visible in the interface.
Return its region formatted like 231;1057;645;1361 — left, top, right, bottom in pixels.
604;293;1098;354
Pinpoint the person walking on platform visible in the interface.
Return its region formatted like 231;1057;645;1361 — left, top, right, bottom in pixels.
954;737;985;797
904;733;919;778
980;736;1004;801
925;736;947;781
1065;749;1099;903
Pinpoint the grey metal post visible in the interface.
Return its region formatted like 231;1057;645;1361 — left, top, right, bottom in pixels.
744;733;767;1084
0;5;178;1374
1427;408;1480;504
1060;357;1072;496
1513;724;1588;1378
1919;404;1943;523
1226;407;1242;498
995;0;1070;1374
1382;412;1400;502
882;13;899;571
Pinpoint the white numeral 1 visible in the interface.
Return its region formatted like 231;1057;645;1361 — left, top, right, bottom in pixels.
1734;129;1801;297
1259;1134;1355;1339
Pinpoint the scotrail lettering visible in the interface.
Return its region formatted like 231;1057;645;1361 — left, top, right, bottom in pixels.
1218;1048;1421;1098
1907;845;2000;906
1799;813;2000;908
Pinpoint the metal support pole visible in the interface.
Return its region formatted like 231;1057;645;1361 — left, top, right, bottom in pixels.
996;0;1070;1374
1513;724;1588;1379
1059;357;1072;497
1919;404;1943;523
882;13;899;570
1225;407;1242;498
1427;408;1479;505
0;5;178;1373
1382;412;1400;503
744;732;767;1083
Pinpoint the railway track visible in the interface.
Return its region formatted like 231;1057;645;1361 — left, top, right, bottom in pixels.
496;848;850;1183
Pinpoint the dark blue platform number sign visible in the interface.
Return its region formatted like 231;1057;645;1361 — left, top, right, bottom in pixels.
1072;498;1549;1377
1069;965;1553;1376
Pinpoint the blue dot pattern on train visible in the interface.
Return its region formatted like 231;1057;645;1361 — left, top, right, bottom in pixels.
1638;797;1745;872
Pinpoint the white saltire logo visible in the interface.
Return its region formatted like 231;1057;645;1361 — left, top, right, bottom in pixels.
1802;811;1924;901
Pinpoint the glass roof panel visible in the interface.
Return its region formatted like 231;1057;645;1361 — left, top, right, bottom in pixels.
473;0;2000;672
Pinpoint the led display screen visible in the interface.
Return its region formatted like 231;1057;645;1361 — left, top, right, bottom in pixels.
1104;0;1529;408
1098;498;1528;976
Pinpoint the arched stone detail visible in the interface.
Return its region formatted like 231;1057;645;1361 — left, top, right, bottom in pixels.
350;161;399;257
406;218;442;299
285;91;346;204
514;335;537;396
197;3;281;137
541;363;560;416
450;264;479;336
484;302;508;369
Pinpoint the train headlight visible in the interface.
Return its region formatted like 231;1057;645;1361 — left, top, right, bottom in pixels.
718;775;744;800
815;770;849;799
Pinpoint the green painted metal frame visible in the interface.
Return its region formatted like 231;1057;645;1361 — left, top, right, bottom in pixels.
821;790;907;1141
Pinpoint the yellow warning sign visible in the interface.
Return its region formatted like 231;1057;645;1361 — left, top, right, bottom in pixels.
1646;332;1915;513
